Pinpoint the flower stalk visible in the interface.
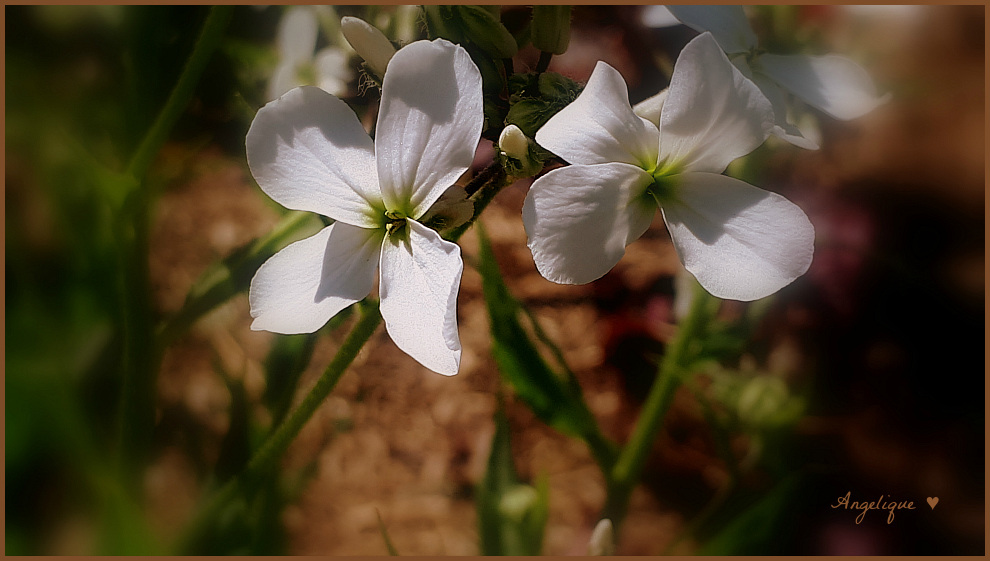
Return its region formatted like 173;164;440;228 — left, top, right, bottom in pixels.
602;279;709;528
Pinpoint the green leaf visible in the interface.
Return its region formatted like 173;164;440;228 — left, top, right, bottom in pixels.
476;225;608;449
477;402;548;555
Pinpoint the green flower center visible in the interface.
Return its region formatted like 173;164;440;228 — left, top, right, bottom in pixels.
643;159;683;206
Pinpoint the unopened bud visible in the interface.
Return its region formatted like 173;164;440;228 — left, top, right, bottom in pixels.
498;125;530;161
531;6;571;55
588;519;615;556
340;16;395;79
455;5;518;59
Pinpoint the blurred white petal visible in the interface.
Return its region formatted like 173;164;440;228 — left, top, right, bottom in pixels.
314;47;354;97
757;53;889;121
641;5;681;28
277;6;319;65
665;5;758;54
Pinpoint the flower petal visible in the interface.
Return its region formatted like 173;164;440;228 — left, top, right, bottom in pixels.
535;61;660;168
249;223;383;334
523;162;656;285
632;88;668;128
659;32;774;174
641;5;682;28
375;39;483;219
277;6;318;64
745;68;821;150
757;53;889;121
379;219;463;375
665;5;758;54
314;47;354;97
246;86;382;227
660;172;814;301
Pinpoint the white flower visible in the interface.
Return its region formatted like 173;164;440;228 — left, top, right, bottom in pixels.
267;6;355;101
664;5;889;149
524;32;814;302
247;39;483;375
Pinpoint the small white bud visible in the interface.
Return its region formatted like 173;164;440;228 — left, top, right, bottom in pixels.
340;16;395;79
498;124;530;161
588;518;615;556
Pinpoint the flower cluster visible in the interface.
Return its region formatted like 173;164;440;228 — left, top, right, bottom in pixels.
248;8;883;376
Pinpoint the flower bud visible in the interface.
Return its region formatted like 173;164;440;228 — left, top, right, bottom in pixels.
340;16;395;79
588;519;615;556
455;5;518;59
498;124;530;161
531;6;571;55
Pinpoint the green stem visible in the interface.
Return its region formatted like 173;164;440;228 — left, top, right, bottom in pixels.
603;280;710;528
126;6;234;179
175;299;382;553
446;162;509;242
116;6;233;476
535;51;553;73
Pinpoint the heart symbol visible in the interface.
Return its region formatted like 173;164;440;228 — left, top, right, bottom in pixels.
927;497;939;509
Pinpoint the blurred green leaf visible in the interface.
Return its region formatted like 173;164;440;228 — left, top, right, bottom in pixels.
376;509;400;555
477;403;548;556
698;476;803;555
477;226;616;469
157;211;322;345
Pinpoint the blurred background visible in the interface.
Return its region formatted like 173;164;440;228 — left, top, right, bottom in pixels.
5;4;984;555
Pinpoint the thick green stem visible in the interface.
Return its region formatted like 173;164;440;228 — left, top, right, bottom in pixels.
603;280;710;528
175;299;382;553
116;6;234;475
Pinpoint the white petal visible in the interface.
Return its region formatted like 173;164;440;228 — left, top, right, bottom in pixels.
757;54;889;121
659;32;774;174
246;86;383;227
659;172;814;301
267;61;300;101
632;88;668;128
745;68;820;150
535;61;660;168
379;219;463;375
665;5;758;54
277;6;318;64
314;47;354;97
641;5;681;28
523;163;656;285
249;223;383;334
375;39;483;219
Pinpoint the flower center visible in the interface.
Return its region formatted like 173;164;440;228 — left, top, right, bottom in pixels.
384;209;408;236
644;160;683;206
